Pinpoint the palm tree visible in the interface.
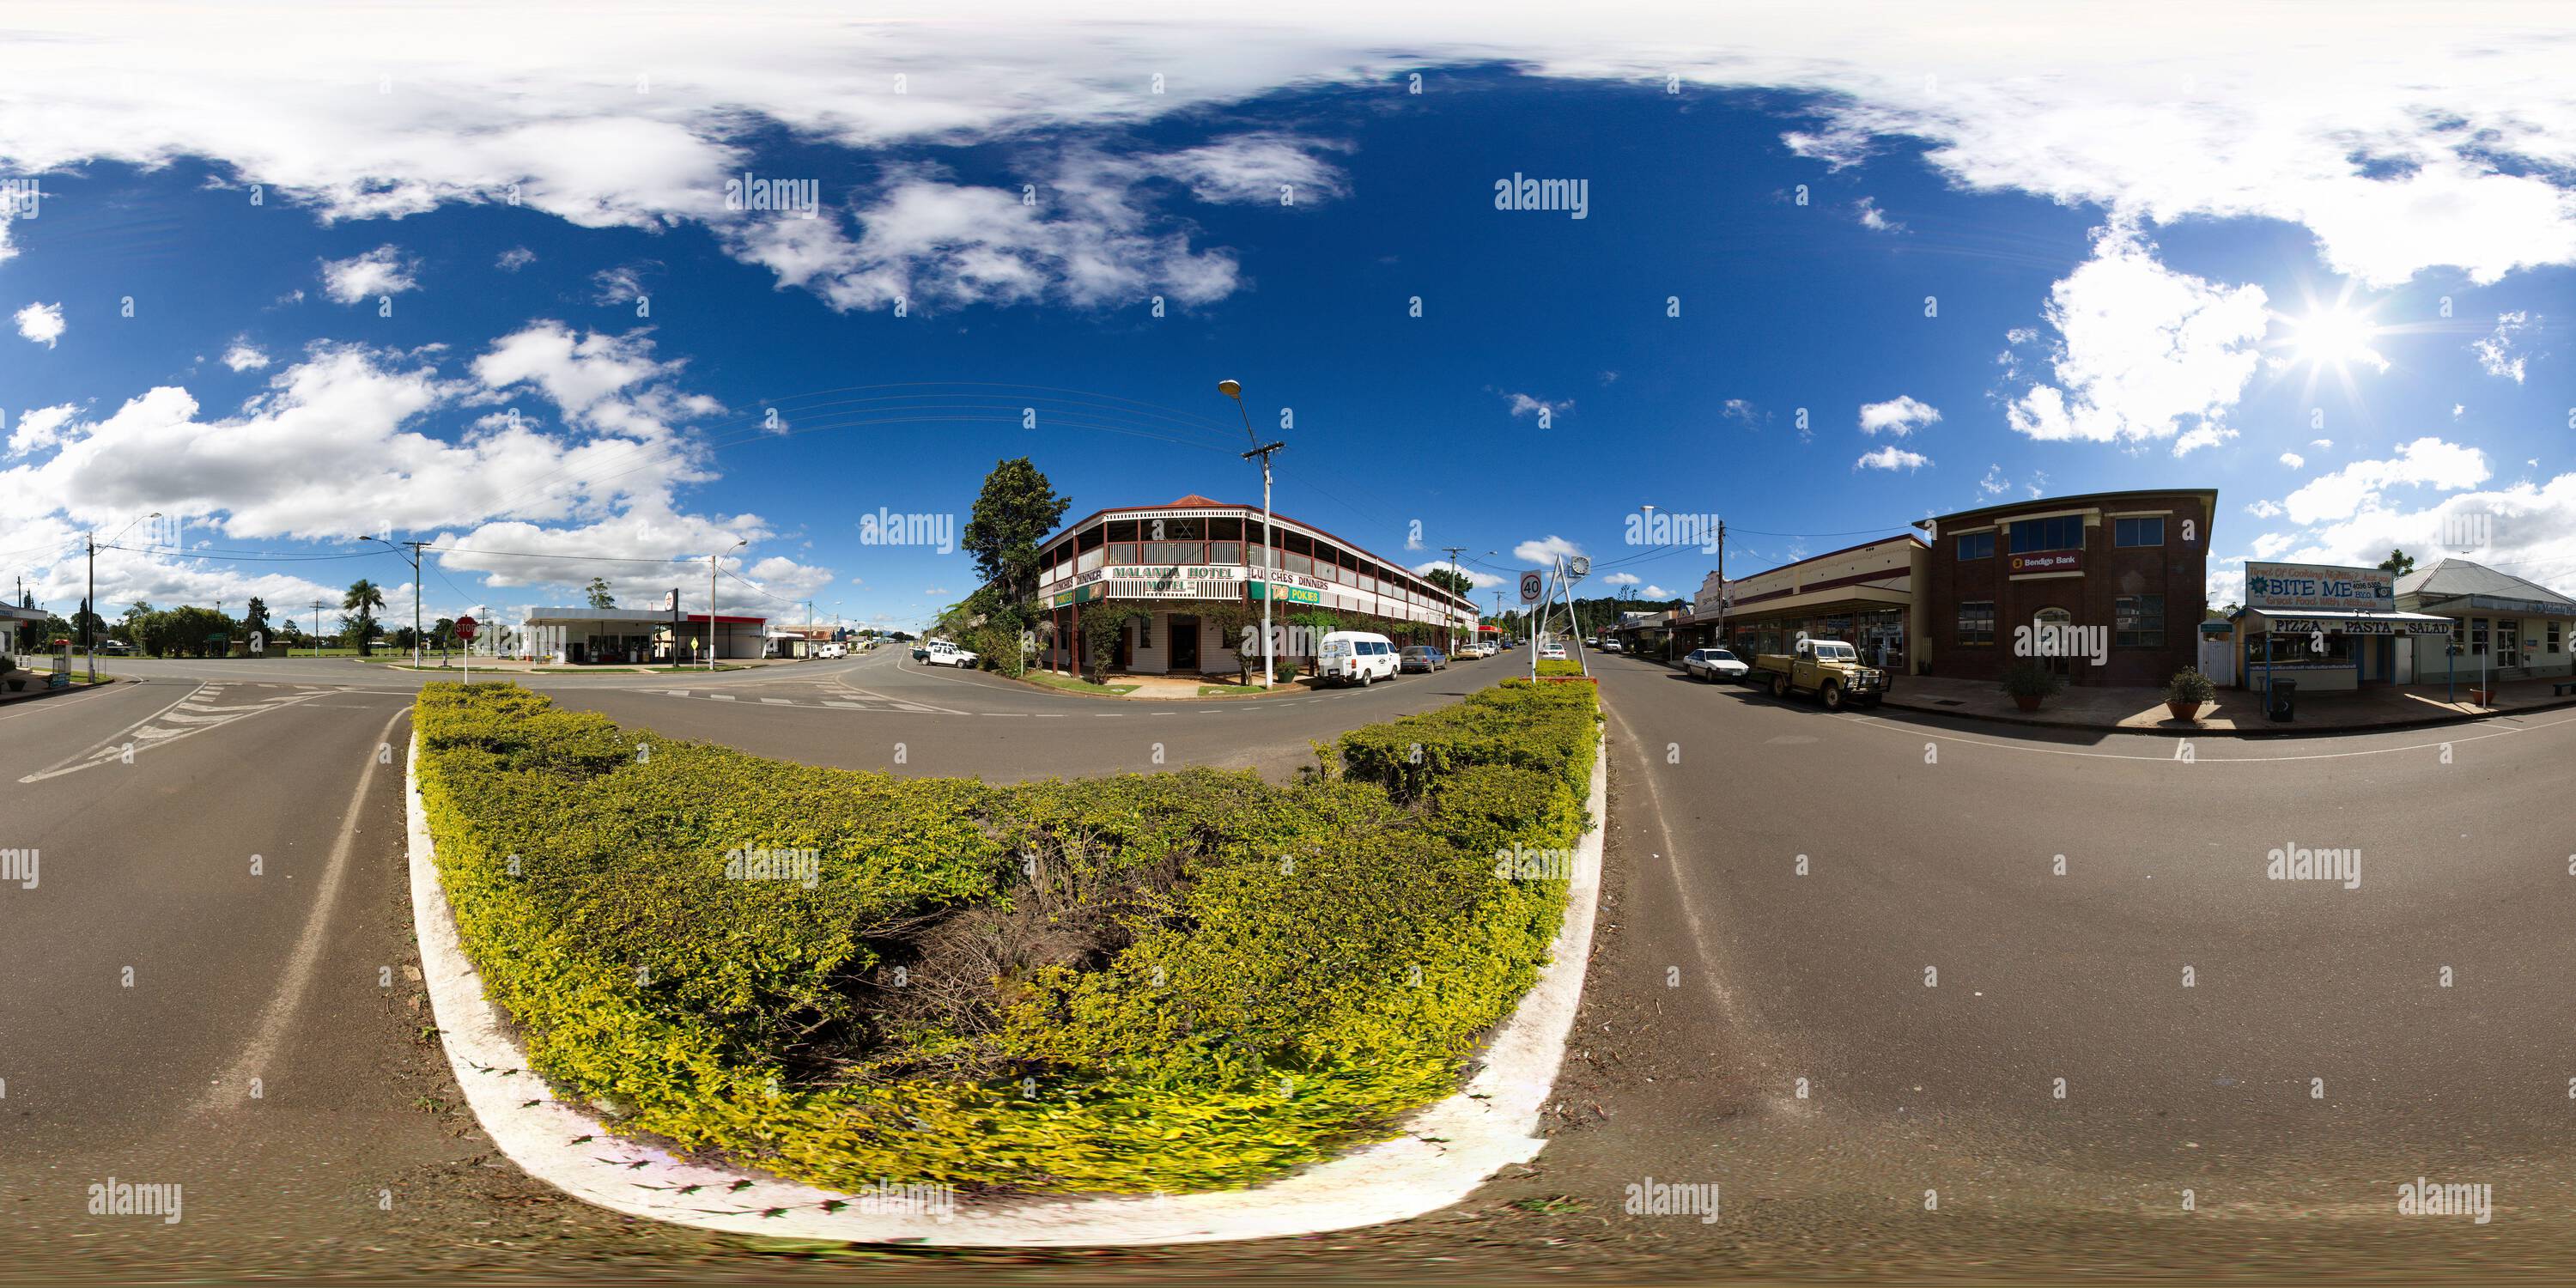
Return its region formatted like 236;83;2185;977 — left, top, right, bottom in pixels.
343;579;386;656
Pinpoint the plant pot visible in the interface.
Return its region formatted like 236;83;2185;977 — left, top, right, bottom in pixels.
2012;693;2044;713
2470;688;2497;705
2166;699;2199;722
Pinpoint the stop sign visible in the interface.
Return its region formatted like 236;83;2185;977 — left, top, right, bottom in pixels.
454;615;478;641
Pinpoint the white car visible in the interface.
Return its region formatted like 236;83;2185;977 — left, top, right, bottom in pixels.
1316;630;1400;687
1682;647;1750;683
1539;643;1567;660
920;640;979;668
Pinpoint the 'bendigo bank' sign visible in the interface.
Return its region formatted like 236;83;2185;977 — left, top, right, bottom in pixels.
2246;562;2395;613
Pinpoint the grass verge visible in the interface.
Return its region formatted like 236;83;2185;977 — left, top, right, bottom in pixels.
414;677;1598;1195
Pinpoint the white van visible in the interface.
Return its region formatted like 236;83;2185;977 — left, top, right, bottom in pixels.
1315;631;1400;687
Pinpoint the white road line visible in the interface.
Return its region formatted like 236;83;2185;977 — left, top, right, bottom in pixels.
18;684;333;783
707;694;736;702
760;698;791;706
823;701;863;709
197;705;409;1114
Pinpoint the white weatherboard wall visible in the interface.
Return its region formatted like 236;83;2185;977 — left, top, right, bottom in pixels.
406;731;1608;1245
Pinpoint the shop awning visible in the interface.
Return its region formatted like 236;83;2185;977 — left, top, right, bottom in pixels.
2244;608;2453;635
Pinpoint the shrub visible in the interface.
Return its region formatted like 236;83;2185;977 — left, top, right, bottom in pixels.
2165;667;2217;704
2001;659;2066;700
1534;659;1586;677
413;676;1600;1194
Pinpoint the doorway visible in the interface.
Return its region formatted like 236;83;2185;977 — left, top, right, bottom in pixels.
2033;606;2074;678
1169;613;1200;672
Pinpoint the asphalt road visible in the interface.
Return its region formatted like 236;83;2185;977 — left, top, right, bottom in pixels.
5;649;2571;1282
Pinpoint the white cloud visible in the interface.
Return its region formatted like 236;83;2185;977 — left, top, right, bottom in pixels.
2004;225;2268;450
1858;395;1939;436
1855;446;1929;471
2245;499;2285;519
2281;437;2490;526
6;404;78;457
1602;572;1641;586
2279;452;2306;469
15;301;64;348
2471;311;2534;383
1512;535;1583;563
0;6;2568;314
1504;392;1569;419
495;246;537;271
1412;559;1499;589
319;245;419;304
1854;196;1905;233
1643;585;1671;598
589;264;651;306
1720;398;1763;429
2172;425;2233;456
2250;532;2298;559
1978;465;2008;495
221;339;270;371
2310;438;2332;449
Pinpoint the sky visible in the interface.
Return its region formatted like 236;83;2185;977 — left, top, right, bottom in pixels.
3;3;2573;635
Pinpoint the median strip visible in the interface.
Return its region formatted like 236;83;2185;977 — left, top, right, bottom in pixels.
405;677;1604;1243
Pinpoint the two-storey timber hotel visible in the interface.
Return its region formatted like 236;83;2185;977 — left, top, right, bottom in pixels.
1029;495;1479;677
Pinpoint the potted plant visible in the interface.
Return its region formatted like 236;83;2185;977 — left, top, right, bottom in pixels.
2001;659;2065;713
2164;667;2215;723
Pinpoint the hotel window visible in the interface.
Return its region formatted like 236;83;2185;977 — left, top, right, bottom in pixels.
2113;516;2165;547
2114;594;2165;647
1107;519;1139;565
2009;514;2084;553
1956;531;1995;561
1208;517;1243;566
2551;622;2564;653
1958;600;1996;645
1285;533;1314;576
2471;617;2488;655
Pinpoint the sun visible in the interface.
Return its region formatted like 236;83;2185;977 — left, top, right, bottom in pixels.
2284;305;2387;373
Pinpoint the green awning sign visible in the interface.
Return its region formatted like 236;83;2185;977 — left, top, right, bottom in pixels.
1254;581;1321;605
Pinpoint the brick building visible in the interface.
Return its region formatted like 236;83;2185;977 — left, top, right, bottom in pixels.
1916;489;2217;687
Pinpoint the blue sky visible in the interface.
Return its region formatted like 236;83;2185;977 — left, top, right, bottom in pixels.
3;6;2572;634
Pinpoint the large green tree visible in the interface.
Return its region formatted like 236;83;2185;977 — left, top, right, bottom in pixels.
585;577;617;609
1424;566;1473;598
960;457;1071;612
242;596;271;636
2378;548;2416;576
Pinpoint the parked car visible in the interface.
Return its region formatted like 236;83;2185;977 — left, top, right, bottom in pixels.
1315;630;1400;687
1682;647;1750;683
1539;642;1567;660
100;640;133;655
1600;637;1623;653
920;639;979;668
909;643;929;660
817;642;846;659
1399;645;1448;673
1751;637;1888;710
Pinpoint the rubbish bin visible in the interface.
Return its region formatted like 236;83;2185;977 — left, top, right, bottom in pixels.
2266;678;2297;721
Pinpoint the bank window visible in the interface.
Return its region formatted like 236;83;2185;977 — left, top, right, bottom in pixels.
2471;617;2488;655
2114;594;2164;647
1958;600;1996;646
2552;622;2564;653
2009;514;2084;553
2113;516;2164;547
1957;531;1995;561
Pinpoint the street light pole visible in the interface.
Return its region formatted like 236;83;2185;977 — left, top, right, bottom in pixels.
709;538;745;671
1219;379;1285;689
85;511;161;680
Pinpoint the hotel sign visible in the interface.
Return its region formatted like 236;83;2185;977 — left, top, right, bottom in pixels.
2008;550;2081;574
1104;564;1242;598
2247;562;2393;612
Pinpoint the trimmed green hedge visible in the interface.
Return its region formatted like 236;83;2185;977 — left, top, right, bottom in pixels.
414;677;1598;1194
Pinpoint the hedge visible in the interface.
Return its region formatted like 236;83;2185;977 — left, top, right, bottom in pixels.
413;677;1598;1194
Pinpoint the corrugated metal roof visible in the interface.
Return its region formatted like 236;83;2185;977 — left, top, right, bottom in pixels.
2396;557;2576;607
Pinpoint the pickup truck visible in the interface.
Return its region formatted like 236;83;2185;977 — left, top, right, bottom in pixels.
1751;638;1889;710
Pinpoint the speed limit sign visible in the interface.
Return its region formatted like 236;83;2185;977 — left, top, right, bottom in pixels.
1519;571;1542;605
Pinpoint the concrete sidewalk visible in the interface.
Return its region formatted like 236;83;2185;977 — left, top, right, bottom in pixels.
1878;671;2576;735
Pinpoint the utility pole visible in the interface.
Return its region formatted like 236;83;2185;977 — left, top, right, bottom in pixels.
708;554;718;671
1441;546;1468;653
1219;379;1285;689
310;598;325;659
1714;519;1728;652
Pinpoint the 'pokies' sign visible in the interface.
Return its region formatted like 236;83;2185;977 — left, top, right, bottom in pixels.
2246;562;2394;612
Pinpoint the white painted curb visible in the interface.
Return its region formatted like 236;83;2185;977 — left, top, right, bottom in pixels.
406;730;1607;1246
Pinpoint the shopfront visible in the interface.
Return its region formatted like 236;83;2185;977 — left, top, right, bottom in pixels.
2395;557;2576;683
1690;535;1925;671
1030;495;1477;677
2230;562;2450;693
